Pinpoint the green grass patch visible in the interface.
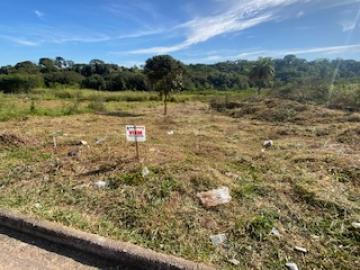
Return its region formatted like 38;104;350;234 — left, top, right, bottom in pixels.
246;210;279;241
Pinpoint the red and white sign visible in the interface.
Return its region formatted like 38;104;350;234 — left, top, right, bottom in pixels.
125;125;146;142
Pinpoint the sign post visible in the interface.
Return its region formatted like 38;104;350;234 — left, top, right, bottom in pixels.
125;125;146;161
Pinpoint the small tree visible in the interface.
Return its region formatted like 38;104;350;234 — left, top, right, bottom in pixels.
144;55;185;115
249;58;274;95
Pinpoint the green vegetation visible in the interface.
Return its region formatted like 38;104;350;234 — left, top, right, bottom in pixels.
0;90;358;269
144;55;185;115
1;54;360;111
249;58;274;94
0;54;359;269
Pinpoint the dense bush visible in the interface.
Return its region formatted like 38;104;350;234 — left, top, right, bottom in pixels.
0;74;43;93
328;87;360;111
81;74;106;90
274;81;330;103
44;71;84;87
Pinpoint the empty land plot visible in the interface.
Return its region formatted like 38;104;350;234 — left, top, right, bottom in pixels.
0;92;359;269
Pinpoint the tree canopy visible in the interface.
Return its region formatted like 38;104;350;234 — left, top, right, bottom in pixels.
144;55;185;115
1;55;360;99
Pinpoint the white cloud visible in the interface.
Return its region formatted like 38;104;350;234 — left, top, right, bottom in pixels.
130;14;272;54
340;21;357;32
322;0;360;9
229;44;360;60
182;54;225;64
129;0;303;55
34;10;44;18
184;44;360;63
49;28;163;44
282;44;360;55
0;26;163;47
0;35;39;46
339;7;360;32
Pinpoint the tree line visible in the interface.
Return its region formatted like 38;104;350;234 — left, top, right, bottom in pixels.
1;55;360;94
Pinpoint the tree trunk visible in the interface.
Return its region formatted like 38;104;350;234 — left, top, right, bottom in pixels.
164;94;168;115
257;86;261;95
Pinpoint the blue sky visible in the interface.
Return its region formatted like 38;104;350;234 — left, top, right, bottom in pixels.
0;0;360;66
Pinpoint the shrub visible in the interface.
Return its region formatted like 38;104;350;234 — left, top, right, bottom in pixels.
44;71;84;87
81;74;106;90
87;99;106;112
0;74;43;93
328;87;360;111
274;82;330;103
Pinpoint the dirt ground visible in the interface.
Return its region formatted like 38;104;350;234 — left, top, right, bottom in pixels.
0;99;359;269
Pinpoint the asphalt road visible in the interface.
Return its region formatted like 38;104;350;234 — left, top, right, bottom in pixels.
0;226;127;270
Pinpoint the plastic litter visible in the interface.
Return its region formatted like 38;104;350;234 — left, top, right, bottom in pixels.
210;234;226;246
95;180;108;188
294;246;307;253
96;137;106;145
142;166;150;177
34;203;41;209
197;186;231;207
228;258;240;265
270;227;281;237
286;262;299;270
263;140;273;148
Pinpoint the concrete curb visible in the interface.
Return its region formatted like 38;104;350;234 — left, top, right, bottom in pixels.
0;208;215;270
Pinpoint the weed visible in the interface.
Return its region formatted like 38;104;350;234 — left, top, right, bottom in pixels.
233;182;268;199
0;92;359;269
109;171;144;186
246;210;279;240
87;98;107;112
293;183;349;216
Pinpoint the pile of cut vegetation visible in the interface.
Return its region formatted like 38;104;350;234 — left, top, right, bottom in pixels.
0;133;26;147
210;97;358;124
337;127;360;145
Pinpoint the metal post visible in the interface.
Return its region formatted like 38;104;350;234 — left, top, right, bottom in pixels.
134;125;139;161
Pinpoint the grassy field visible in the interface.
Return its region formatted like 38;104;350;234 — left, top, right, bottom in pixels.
0;89;359;269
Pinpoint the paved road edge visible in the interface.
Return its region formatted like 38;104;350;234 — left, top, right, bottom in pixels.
0;208;215;270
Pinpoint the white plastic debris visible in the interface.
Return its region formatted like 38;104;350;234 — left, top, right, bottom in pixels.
197;186;232;207
80;140;88;146
263;140;273;148
311;234;320;240
167;130;174;135
34;203;41;209
95;137;106;145
210;234;226;246
270;227;281;237
228;258;240;266
95;180;108;188
294;246;307;253
286;262;299;270
142;166;150;177
352;222;360;229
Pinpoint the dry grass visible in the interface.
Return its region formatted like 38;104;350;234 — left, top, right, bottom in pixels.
0;95;359;269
